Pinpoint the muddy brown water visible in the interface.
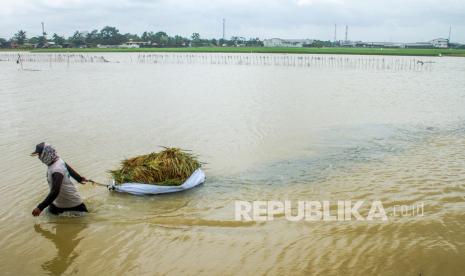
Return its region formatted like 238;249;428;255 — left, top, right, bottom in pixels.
0;53;464;275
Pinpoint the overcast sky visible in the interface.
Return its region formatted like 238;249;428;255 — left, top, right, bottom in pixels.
1;0;464;43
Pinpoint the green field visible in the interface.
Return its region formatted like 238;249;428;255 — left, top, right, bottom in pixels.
4;47;465;57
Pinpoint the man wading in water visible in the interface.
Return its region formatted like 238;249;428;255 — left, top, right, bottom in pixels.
31;142;89;216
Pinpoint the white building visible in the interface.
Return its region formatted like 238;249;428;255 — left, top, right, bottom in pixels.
404;42;434;48
263;38;313;47
120;42;140;48
429;38;449;48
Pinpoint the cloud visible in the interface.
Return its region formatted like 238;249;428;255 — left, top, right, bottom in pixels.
295;0;343;6
0;0;464;42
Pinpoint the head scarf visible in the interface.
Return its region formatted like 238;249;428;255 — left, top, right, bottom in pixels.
39;143;59;166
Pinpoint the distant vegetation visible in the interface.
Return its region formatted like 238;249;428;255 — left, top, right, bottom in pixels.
0;26;262;49
1;25;464;57
30;47;465;57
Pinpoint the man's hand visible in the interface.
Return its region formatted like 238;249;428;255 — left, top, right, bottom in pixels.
80;177;87;184
32;207;42;217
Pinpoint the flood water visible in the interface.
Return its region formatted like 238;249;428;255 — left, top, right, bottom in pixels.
1;53;465;275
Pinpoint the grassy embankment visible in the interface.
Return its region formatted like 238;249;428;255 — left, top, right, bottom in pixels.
26;47;465;57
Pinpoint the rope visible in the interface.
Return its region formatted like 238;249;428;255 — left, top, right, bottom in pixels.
84;179;114;190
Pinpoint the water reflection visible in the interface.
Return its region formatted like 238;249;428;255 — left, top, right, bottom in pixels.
34;222;87;275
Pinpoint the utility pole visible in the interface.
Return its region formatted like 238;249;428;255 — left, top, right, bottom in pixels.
345;25;348;42
41;22;46;37
222;18;226;40
40;22;47;47
448;25;452;42
334;24;337;43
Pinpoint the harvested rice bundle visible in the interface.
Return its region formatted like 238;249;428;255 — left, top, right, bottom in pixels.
109;147;201;186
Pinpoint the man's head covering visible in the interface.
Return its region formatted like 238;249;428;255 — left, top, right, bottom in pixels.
32;142;59;165
31;142;45;156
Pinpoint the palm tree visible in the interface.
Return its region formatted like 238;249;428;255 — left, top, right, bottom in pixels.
13;30;27;45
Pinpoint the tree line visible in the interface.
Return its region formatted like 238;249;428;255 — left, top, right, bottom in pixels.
0;26;264;48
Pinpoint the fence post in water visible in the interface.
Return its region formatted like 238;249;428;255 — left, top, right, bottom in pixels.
17;53;23;70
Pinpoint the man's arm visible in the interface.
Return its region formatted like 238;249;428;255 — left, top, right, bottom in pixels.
37;172;63;211
65;163;85;183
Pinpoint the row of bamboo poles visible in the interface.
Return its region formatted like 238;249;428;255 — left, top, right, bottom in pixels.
0;53;433;71
136;53;432;71
0;53;109;64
